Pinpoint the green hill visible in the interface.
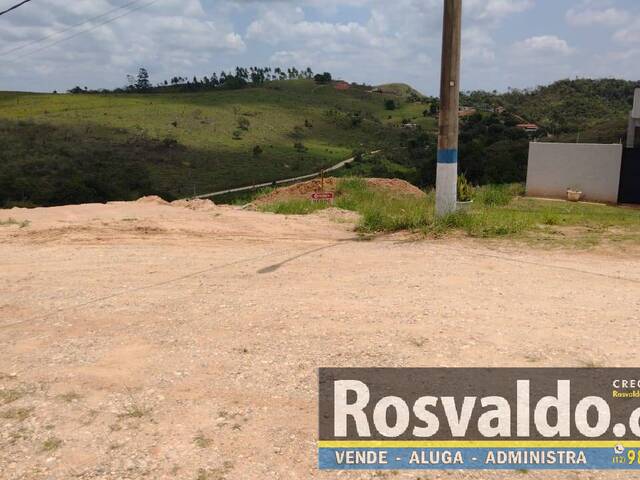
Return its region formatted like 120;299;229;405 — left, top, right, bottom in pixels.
0;80;436;207
463;78;639;142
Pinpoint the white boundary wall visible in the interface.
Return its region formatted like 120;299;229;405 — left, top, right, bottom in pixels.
526;143;623;203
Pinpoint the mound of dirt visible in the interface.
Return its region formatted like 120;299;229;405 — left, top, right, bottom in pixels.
171;198;216;211
136;195;169;205
253;177;425;206
366;178;426;197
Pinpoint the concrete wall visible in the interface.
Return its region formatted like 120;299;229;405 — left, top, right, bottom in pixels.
526;143;623;203
633;88;640;119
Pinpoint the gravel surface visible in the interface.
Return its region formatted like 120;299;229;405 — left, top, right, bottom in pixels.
0;201;639;479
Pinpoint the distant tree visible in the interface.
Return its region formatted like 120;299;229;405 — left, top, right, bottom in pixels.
314;72;332;84
135;68;151;91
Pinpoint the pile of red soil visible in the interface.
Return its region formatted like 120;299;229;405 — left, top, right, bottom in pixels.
253;177;425;206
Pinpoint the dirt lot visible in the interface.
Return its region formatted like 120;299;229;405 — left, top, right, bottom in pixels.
1;200;639;480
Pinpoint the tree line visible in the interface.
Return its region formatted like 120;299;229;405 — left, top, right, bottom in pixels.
68;66;333;94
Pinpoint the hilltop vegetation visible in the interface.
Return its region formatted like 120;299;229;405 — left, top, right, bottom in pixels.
463;78;639;143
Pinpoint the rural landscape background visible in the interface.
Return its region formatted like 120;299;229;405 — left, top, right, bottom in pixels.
1;73;638;207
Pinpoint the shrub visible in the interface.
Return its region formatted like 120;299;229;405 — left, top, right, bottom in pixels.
457;174;474;202
237;117;250;131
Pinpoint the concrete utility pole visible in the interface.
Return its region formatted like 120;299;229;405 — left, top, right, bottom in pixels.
436;0;462;216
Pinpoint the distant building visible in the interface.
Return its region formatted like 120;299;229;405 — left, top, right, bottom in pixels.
334;81;350;91
458;106;476;117
516;123;540;133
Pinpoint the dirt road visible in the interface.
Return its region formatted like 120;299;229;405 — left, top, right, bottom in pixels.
1;200;639;479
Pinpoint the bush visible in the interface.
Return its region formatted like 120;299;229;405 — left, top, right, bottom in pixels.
237;117;250;131
384;99;396;111
457;174;474;202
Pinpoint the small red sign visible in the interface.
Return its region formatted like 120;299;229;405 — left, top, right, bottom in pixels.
311;192;334;201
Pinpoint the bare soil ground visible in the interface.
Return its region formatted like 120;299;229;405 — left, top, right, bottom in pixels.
1;200;639;480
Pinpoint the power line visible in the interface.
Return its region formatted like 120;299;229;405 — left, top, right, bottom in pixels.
0;0;32;17
5;0;160;62
0;0;146;57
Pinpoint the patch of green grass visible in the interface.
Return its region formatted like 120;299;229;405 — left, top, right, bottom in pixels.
257;179;640;247
193;432;214;448
41;436;62;452
195;461;234;480
57;392;82;403
119;404;149;419
0;407;34;421
0;388;25;405
0;218;30;228
475;183;524;207
260;198;330;215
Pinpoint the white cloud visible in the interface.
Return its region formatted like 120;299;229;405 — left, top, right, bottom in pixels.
513;35;575;56
566;7;627;27
465;0;534;23
0;0;246;89
4;0;629;94
614;18;640;45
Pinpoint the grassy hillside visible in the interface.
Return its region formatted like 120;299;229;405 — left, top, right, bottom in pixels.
0;80;436;206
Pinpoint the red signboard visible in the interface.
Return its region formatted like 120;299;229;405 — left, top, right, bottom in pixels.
311;192;334;201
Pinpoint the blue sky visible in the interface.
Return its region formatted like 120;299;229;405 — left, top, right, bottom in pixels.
1;0;640;94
